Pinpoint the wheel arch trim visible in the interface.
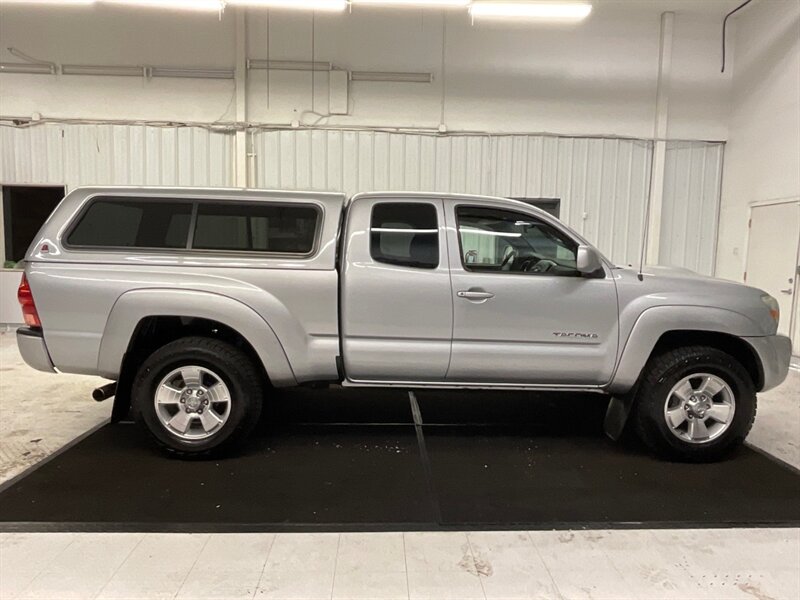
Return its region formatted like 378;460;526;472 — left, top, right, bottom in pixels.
608;305;763;394
98;288;296;386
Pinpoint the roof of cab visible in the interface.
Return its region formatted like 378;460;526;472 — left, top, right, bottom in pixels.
349;190;553;219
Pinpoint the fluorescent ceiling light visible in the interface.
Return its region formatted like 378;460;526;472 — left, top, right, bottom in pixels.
101;0;223;11
351;0;469;6
0;0;96;4
0;62;56;74
470;2;592;20
226;0;346;9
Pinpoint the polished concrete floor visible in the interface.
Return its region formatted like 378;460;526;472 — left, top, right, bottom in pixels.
1;332;799;599
2;529;799;600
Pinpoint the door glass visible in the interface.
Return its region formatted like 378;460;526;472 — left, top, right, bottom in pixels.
456;206;578;276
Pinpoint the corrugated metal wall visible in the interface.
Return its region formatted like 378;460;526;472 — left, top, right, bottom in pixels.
0;124;233;190
0;124;723;273
253;130;655;268
659;141;724;275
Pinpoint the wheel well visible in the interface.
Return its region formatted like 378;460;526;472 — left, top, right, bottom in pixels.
111;316;271;422
652;330;764;390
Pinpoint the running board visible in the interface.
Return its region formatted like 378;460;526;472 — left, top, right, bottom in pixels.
341;379;607;393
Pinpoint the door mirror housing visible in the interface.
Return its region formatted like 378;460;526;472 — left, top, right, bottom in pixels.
576;245;604;276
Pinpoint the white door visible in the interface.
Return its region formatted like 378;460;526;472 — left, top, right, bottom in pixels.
746;201;800;346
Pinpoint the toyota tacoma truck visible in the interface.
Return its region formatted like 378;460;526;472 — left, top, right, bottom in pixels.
16;187;792;461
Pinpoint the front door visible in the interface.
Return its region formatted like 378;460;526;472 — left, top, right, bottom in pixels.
746;200;800;345
341;197;453;382
445;202;619;385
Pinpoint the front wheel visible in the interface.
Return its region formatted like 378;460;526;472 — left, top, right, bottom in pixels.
132;336;264;458
632;345;756;462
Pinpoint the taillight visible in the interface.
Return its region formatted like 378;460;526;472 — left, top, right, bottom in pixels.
17;274;41;328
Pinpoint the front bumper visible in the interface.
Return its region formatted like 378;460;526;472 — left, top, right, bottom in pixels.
744;334;793;392
16;327;56;373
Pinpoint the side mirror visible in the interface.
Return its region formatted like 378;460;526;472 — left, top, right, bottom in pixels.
576;245;604;276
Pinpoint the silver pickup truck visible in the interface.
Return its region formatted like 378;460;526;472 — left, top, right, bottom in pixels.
16;187;792;461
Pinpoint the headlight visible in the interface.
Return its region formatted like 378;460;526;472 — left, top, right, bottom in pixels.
761;294;780;324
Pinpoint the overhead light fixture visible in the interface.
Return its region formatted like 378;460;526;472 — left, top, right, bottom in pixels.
469;2;592;20
101;0;223;11
350;71;432;83
0;62;56;74
226;0;346;9
350;0;469;6
151;66;234;79
62;64;143;76
0;0;96;4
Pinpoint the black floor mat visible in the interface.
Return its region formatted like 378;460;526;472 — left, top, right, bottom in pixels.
426;427;800;527
1;388;798;531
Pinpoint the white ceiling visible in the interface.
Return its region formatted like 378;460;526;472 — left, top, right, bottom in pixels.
598;0;746;17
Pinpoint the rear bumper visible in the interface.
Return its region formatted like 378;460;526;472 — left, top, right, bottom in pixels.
16;327;56;373
744;334;793;392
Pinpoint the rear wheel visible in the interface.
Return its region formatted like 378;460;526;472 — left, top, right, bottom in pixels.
132;336;263;457
632;345;756;462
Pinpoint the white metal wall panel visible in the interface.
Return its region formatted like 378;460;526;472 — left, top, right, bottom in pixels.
1;125;721;272
0;123;234;190
253;130;654;267
660;141;724;275
0;125;65;185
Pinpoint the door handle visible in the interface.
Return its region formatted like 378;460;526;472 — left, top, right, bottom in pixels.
780;288;792;295
457;289;495;301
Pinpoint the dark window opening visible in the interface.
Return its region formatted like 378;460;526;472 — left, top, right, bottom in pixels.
511;198;561;219
2;185;66;266
67;198;192;249
370;203;439;269
192;203;318;254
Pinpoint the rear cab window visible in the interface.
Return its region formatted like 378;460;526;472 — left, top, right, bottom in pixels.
65;196;320;256
370;202;439;269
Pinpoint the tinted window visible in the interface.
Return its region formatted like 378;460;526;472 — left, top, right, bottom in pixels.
457;206;578;276
193;203;318;254
67;199;191;249
370;203;439;269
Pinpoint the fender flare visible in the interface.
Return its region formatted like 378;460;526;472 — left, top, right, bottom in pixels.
607;305;762;395
97;288;296;386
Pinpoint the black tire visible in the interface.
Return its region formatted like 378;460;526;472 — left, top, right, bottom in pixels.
132;336;264;458
632;345;756;462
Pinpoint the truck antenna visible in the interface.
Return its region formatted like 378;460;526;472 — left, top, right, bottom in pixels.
638;146;658;282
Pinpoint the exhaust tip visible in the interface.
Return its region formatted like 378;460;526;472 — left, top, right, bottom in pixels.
93;382;117;402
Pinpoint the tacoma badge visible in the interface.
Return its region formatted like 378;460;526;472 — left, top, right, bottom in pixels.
553;332;599;339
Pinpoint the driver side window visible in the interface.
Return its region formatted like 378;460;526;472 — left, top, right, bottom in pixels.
456;206;578;276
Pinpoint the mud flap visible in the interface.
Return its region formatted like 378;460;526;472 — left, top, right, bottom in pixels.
110;353;135;423
110;388;132;423
604;395;635;441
